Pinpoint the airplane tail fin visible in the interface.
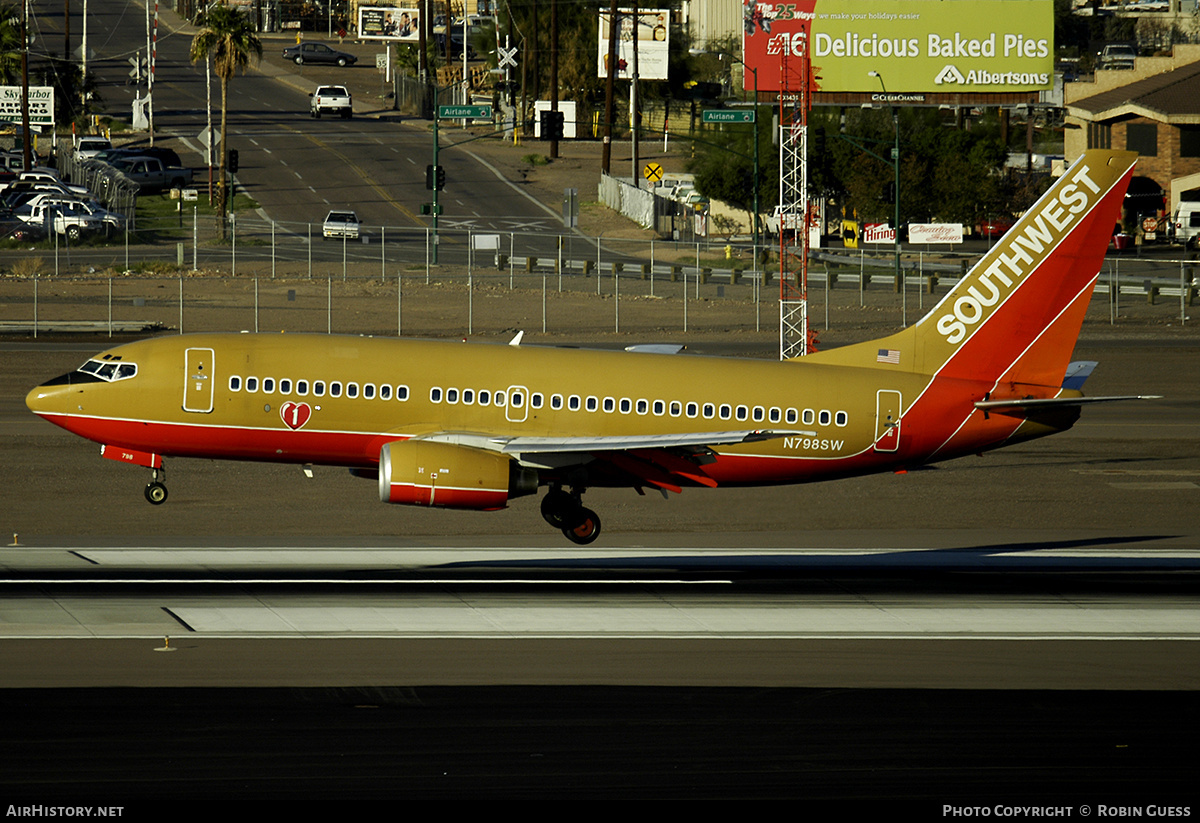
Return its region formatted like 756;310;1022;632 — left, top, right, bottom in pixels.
808;150;1137;390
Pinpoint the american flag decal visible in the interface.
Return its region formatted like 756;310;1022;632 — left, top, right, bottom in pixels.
877;349;901;364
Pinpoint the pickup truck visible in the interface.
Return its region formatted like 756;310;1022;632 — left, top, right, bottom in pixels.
762;206;806;237
1097;44;1136;70
311;85;352;119
111;155;193;191
16;199;111;241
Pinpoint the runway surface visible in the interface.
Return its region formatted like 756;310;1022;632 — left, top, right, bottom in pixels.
2;332;1198;808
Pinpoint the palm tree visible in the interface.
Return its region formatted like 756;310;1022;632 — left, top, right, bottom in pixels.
189;3;261;235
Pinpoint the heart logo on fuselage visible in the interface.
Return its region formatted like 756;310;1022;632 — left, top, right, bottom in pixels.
280;401;312;430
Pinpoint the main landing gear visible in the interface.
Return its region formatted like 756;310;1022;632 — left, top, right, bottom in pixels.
144;467;168;505
540;485;601;545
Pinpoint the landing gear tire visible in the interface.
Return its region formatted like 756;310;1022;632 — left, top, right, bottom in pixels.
144;482;168;505
562;508;601;545
540;488;575;528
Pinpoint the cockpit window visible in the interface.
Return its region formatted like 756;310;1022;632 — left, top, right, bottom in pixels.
77;358;137;382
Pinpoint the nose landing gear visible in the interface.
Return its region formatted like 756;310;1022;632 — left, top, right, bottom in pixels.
541;486;601;545
144;467;168;505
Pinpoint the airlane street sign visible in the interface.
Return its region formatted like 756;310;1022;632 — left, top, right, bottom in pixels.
438;105;493;119
702;110;755;124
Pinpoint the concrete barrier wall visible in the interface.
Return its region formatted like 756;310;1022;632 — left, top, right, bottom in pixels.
599;173;655;229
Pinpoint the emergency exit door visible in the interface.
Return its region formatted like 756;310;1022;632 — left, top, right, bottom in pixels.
874;390;902;452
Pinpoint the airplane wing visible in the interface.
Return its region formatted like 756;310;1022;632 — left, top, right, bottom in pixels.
413;429;809;493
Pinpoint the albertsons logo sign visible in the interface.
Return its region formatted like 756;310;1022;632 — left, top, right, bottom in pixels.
742;0;1052;94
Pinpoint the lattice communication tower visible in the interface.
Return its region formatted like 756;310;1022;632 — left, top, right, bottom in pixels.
777;27;816;360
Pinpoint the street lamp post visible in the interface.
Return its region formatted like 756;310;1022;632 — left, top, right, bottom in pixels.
869;70;903;325
715;52;760;253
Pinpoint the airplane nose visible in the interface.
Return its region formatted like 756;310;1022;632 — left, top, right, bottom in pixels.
26;382;64;417
25;371;89;417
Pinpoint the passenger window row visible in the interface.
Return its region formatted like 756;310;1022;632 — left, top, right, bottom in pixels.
429;385;849;428
227;373;849;430
228;375;410;402
429;386;541;410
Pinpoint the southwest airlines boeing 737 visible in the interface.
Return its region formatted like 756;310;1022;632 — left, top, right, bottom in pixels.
27;149;1148;544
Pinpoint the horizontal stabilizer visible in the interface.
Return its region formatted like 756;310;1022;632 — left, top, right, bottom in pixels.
975;395;1162;413
1061;361;1098;390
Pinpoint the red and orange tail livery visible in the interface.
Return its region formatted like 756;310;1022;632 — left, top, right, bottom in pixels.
27;150;1152;543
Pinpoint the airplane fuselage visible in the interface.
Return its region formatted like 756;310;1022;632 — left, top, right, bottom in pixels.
26;331;1065;489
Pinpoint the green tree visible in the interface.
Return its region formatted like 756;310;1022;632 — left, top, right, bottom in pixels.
35;62;102;128
689;123;776;230
189;2;262;233
0;3;23;85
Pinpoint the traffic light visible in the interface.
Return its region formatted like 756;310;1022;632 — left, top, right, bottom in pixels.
812;126;826;157
228;148;239;174
425;164;446;191
540;110;565;140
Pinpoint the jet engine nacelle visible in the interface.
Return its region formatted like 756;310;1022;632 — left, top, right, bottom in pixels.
378;440;537;510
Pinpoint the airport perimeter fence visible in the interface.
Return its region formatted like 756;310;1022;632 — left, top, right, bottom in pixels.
1;212;1195;337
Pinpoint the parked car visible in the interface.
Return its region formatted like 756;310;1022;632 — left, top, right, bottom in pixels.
0;180;85;206
0;210;43;242
310;85;352;119
322;210;360;240
434;33;477;59
93;146;184;169
74;137;112;161
283;42;357;67
1172;201;1200;249
978;216;1015;239
14;170;89;197
109;156;193;191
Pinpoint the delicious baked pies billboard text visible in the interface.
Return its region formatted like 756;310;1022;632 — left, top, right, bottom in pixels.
742;0;1053;93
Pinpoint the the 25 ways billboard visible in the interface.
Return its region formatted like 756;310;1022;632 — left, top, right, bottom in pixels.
742;0;1052;93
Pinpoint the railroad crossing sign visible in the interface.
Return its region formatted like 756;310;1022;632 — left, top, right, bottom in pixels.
437;104;493;119
701;109;755;124
497;45;517;70
128;56;148;82
643;162;664;183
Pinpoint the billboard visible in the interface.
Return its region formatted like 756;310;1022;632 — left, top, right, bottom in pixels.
358;5;421;42
742;0;1052;93
0;86;54;126
598;8;670;81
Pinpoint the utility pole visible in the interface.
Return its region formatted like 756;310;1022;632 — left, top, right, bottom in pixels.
630;1;638;179
549;0;558;158
20;0;31;171
601;0;618;174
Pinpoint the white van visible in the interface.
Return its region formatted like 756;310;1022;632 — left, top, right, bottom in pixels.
1172;202;1200;248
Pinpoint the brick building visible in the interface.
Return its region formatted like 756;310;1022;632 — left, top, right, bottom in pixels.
1066;44;1200;215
